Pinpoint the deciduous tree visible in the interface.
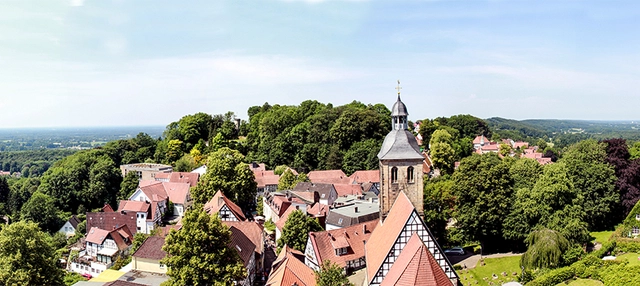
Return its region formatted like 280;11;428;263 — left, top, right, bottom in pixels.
162;207;245;285
0;221;64;285
278;210;322;252
315;260;353;286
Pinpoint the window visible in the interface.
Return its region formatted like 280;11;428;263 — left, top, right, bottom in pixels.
633;227;640;235
335;247;348;256
338;218;343;225
391;167;398;183
160;263;165;269
636;214;640;221
407;166;414;183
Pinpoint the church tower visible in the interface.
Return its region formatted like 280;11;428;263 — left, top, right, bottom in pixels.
377;82;424;220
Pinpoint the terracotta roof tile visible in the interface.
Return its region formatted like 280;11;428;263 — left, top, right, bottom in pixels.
223;221;264;255
308;220;378;269
349;170;380;184
333;184;363;197
254;170;280;188
307;170;350;185
381;233;452;286
132;236;166;261
117;200;150;213
266;246;316;286
275;206;297;231
169;172;199;187
139;182;168;202
86;212;137;236
307;203;329;218
162;182;190;205
228;225;256;267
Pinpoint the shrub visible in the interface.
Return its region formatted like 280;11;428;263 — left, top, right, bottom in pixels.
527;267;574;286
453;264;463;271
616;241;640;253
591;241;616;258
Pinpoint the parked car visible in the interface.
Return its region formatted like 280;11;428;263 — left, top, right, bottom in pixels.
444;247;465;255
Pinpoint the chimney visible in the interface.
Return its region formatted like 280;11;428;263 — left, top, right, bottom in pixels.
354;207;359;213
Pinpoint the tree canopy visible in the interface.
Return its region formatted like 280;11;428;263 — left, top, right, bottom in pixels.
162;207;246;286
0;221;64;285
315;260;353;286
278;209;322;252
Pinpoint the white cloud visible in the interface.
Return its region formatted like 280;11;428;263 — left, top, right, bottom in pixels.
70;0;84;7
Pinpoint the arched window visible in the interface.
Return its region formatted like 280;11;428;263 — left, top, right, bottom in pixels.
407;166;414;183
391;167;398;183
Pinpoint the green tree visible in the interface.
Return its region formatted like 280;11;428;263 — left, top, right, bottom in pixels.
560;140;618;230
630;141;640;160
0;177;9;215
509;158;543;190
429;130;456;174
342;139;381;176
118;171;139;201
20;192;62;233
520;228;570;270
162;207;245;286
423;177;456;245
451;153;513;251
0;221;64;285
315;260;353;286
166;139;184;164
277;169;297;191
499;143;512;157
193;148;257;210
278;210;322;252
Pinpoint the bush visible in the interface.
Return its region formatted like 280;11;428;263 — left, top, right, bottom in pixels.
591;241;616;258
616;241;640;253
527;266;574;286
110;255;131;270
473;245;482;254
561;245;584;266
453;264;463;271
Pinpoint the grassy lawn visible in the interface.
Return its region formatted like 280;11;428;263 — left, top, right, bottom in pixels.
590;231;613;244
557;278;604;286
616;252;640;266
457;255;521;286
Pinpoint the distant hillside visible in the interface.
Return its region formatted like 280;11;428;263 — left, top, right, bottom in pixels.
486;117;640;147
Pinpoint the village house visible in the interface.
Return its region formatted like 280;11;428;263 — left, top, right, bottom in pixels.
307;169;351;185
225;221;266;286
86;210;138;236
304;220;378;274
204;191;247;221
71;225;133;277
293;182;338;206
325;201;380;230
117;200;153;234
349;170;380;189
266;245;316;286
131;236;167;274
153;171;199;187
58;215;82;237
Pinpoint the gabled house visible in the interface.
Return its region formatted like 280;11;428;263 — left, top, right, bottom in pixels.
58;215;82;237
365;191;458;285
132;236;167;274
117;200;153;234
349;170;380;189
71;225;133;277
204;191;246;221
263;192;307;223
293;182;338;206
224;221;265;283
307;202;329;229
266;245;316;286
254;170;280;195
163;182;192;216
333;184;363;197
305;220;378;274
227;223;258;286
129;182;168;224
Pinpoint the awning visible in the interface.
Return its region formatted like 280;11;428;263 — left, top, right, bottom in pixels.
97;248;118;256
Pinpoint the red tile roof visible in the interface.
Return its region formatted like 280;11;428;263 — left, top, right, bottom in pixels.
349;170;380;184
168;172;199;187
204;191;246;221
254;170;280;188
102;203;115;213
307;220;378;269
86;225;132;251
365;191;415;281
117;200;150;213
224;221;264;256
308;170;350;185
473;135;489;145
163;182;190;205
381;233;453;286
266;246;316;286
132;236;167;261
275;206;297;231
307;203;329;218
267;195;293;217
139;182;168;202
86;227;110;244
86;212;137;236
333;184;363;197
228;225;256;267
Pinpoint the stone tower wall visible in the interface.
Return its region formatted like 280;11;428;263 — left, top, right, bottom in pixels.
379;159;424;220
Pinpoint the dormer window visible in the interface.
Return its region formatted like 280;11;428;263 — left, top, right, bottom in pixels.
391;167;398;184
335;247;348;256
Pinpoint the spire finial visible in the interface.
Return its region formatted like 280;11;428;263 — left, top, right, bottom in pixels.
395;80;402;100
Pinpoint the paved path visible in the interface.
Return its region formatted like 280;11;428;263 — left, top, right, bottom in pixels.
448;252;521;269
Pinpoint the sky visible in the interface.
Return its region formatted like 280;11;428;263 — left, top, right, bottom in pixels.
1;0;639;128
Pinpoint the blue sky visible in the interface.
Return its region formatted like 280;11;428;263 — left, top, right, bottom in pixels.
1;0;639;128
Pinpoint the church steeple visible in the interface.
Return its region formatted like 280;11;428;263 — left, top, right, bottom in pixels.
391;81;409;130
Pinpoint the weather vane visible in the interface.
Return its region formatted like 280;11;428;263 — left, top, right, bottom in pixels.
395;80;402;95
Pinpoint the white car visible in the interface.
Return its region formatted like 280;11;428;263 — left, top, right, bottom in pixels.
444;247;465;255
